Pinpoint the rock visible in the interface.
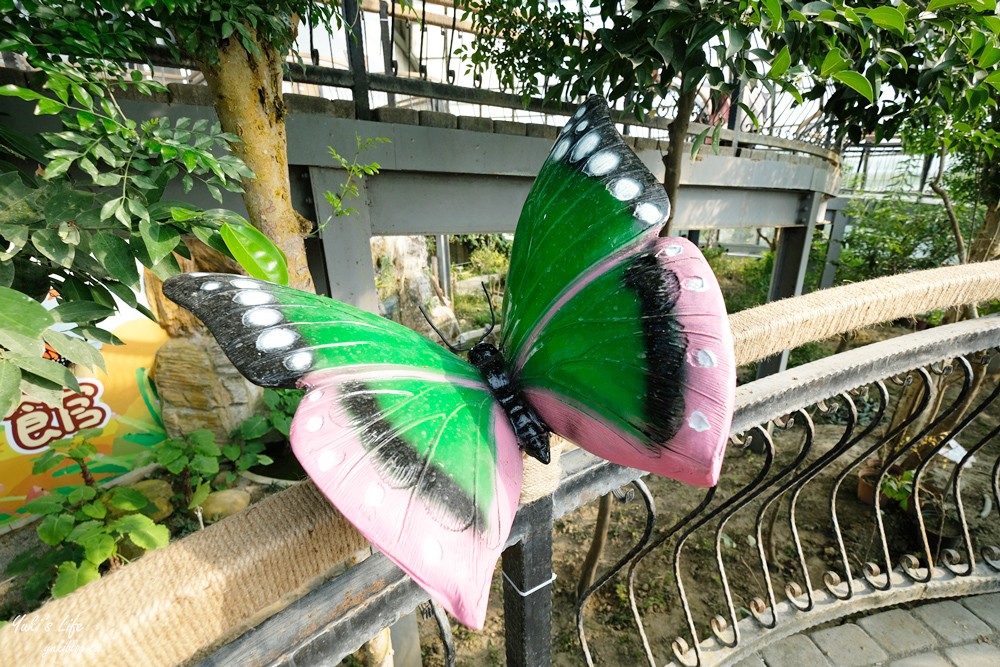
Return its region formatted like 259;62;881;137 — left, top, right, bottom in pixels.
200;489;251;522
375;236;460;345
129;479;175;522
151;332;263;442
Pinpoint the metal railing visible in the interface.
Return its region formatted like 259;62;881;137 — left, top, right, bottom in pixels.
200;315;1000;667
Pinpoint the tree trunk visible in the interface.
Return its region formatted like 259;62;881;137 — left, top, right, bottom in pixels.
660;81;698;237
195;32;315;293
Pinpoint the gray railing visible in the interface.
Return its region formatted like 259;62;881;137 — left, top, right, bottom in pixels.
200;315;1000;667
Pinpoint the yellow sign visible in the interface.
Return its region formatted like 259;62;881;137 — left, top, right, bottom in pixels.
0;317;167;533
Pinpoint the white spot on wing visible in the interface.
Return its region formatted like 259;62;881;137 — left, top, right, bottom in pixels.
317;449;344;471
574;105;586;119
284;351;313;372
305;416;324;432
688;411;711;432
201;281;222;291
586;150;620;176
576;119;589;133
657;244;684;258
551;138;571;161
365;485;385;506
683;277;708;292
243;307;283;327
635;202;665;225
610;178;642;201
571;131;601;162
423;538;443;564
234;290;274;306
309;391;324;403
231;278;259;289
692;349;717;368
256;328;298;352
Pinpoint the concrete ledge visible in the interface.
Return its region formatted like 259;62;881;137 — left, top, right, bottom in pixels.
286;94;356;119
526;123;559;140
493;120;526;136
373;106;418;125
418;110;457;129
458;116;493;133
167;83;214;107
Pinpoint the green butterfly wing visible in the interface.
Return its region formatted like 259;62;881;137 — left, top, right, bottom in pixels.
500;97;735;487
161;274;522;629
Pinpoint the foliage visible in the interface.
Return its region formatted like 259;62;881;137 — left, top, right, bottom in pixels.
4;430;169;606
0;17;289;415
219;388;302;484
881;468;915;512
468;247;509;276
461;0;792;117
137;425;272;509
779;1;1000;152
324;136;389;219
0;1;340;70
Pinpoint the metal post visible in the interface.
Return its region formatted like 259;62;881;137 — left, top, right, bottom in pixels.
502;496;554;667
378;1;396;108
435;234;451;300
819;198;850;290
342;0;371;120
756;192;824;378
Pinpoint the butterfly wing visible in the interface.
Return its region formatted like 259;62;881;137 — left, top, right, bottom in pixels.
162;274;521;628
502;97;735;487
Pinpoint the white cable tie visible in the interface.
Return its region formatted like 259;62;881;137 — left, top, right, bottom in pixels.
501;570;557;597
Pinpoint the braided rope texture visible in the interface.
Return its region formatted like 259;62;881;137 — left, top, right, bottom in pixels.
4;261;1000;666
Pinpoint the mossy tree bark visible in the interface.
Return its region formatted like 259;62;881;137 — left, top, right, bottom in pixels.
193;29;316;293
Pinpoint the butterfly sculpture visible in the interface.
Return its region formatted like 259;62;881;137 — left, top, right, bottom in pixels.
162;96;735;629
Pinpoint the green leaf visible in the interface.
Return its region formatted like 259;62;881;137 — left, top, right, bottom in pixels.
81;501;107;519
35;98;66;115
190;454;219;477
220;223;288;285
37;513;75;546
821;50;850;77
222;443;241;461
866;6;906;36
44;189;95;226
90;231;140;288
0;84;46;101
138;218;179;265
927;0;969;10
768;45;791;79
32;228;74;267
42;329;105;371
189;481;211;509
13;354;79;394
50;300;114;325
111;513;169;550
0;287;52;337
0;359;22;419
67;485;97;504
107;487;150;512
51;560;100;598
21;495;67;516
833;70;874;103
78;532;115;565
239;414;271;440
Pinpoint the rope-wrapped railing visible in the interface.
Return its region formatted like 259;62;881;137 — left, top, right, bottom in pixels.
3;260;1000;666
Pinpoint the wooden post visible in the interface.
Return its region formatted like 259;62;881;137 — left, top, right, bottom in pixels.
502;496;555;667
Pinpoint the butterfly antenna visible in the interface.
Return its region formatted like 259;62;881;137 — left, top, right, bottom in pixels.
417;302;469;354
479;282;497;342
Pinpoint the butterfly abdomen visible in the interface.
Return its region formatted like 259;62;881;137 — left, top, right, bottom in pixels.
467;342;551;464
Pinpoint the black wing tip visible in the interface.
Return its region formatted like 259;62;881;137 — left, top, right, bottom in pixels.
159;272;306;390
552;97;672;230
